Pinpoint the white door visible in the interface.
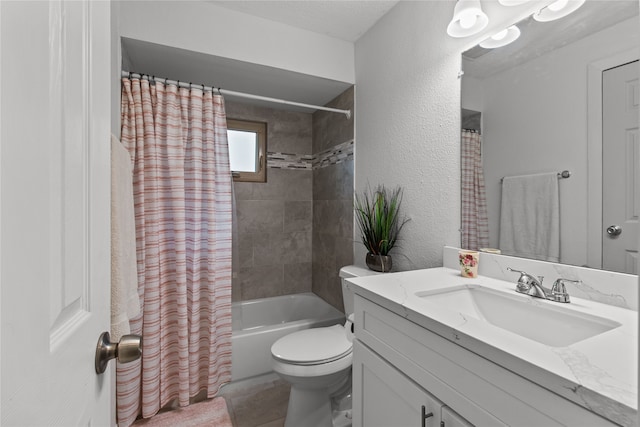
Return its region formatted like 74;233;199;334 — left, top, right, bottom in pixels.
1;1;112;425
603;60;639;274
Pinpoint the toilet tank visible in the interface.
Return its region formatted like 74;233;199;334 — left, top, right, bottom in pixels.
339;265;381;315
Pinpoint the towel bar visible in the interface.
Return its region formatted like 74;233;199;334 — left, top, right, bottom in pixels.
501;170;570;182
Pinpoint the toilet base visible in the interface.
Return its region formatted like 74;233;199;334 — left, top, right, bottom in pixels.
285;385;333;427
280;370;352;427
283;386;353;427
332;408;352;427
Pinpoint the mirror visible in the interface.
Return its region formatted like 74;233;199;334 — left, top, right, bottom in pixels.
461;0;639;273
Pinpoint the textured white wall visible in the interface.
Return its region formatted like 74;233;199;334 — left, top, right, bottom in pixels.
354;1;554;271
354;2;464;271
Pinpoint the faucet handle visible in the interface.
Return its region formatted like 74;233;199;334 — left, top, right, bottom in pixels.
507;267;543;288
550;278;579;303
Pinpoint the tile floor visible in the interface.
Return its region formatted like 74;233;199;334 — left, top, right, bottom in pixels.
219;374;291;427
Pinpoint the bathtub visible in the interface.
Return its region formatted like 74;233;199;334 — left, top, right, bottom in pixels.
231;292;345;381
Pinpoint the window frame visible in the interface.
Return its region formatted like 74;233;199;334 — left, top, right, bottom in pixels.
227;118;267;183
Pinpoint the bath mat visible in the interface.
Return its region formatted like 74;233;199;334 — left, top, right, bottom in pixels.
223;379;290;426
132;397;233;427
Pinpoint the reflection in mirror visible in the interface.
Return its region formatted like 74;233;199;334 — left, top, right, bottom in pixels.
461;0;639;273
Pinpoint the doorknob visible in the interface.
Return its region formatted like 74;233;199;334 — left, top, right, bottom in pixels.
95;331;142;374
606;225;622;237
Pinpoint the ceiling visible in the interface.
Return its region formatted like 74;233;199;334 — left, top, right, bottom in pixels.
210;1;400;43
122;1;399;113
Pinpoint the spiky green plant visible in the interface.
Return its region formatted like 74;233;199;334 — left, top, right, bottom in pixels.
354;185;409;256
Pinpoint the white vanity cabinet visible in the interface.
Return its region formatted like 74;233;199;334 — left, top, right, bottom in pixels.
442;406;474;427
353;338;472;427
352;294;618;427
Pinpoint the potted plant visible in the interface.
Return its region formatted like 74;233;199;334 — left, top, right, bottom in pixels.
354;185;409;272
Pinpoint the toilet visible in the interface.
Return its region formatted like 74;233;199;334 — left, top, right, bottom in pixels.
271;266;379;427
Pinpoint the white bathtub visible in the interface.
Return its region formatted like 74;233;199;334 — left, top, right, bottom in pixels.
231;292;345;381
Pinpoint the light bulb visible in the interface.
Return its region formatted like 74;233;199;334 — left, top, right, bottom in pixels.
479;25;520;49
447;0;489;38
492;29;509;40
459;13;478;29
548;0;568;12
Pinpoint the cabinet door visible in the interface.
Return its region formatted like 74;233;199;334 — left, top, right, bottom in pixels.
353;340;443;427
442;406;473;427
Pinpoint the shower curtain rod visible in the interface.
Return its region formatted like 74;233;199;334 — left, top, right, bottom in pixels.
122;71;351;119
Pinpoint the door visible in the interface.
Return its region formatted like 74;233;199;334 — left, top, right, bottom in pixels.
1;1;112;425
603;60;639;274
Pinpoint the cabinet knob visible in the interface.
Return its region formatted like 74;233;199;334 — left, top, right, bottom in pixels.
421;405;434;427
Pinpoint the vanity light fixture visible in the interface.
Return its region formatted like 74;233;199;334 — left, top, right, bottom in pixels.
479;25;521;49
447;0;489;38
533;0;585;22
497;0;530;5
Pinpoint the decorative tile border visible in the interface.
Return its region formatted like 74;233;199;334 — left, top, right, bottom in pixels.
313;139;354;169
267;139;354;171
267;152;314;170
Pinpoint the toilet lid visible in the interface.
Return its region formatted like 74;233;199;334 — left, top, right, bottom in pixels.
271;325;352;365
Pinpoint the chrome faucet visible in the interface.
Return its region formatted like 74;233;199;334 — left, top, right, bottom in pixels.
507;268;579;303
507;267;547;298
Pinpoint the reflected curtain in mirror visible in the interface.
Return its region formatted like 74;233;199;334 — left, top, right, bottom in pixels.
461;129;489;251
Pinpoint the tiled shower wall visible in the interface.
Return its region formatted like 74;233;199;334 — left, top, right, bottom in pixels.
228;101;313;301
228;87;355;312
312;87;355;312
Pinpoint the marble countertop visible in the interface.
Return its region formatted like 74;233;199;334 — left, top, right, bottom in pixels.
346;267;638;426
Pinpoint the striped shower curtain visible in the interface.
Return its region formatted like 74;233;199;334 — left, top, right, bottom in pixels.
117;77;233;427
461;129;490;251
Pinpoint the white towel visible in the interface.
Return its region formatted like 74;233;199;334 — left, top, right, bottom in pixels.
499;172;560;262
111;135;140;341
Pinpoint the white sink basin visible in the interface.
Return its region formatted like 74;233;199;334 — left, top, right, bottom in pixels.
415;285;621;347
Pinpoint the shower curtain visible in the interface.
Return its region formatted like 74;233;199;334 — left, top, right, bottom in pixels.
461;129;489;251
117;77;233;427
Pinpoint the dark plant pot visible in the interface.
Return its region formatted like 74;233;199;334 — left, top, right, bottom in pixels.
366;253;392;273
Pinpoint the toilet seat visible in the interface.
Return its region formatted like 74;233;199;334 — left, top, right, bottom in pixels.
272;351;352;378
271;324;352;365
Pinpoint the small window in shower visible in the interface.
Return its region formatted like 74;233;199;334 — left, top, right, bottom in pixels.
227;119;267;182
